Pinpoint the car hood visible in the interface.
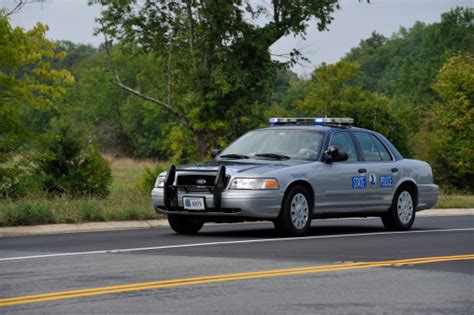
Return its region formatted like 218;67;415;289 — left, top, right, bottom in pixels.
176;159;311;176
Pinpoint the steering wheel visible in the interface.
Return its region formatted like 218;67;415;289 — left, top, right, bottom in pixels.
298;148;318;157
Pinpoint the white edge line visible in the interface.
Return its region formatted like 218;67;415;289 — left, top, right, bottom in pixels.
1;228;473;262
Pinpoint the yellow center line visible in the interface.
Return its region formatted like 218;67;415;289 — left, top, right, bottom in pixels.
0;262;369;303
392;256;474;266
3;253;471;303
1;254;473;307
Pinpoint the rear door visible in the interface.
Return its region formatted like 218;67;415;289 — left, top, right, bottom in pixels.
322;131;370;212
353;132;399;209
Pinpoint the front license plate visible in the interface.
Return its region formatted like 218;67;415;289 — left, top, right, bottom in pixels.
183;197;205;211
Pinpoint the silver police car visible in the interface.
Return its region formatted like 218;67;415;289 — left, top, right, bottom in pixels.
151;117;439;236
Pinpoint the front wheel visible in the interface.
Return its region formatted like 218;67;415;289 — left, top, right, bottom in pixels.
274;185;312;236
168;214;204;234
381;188;416;231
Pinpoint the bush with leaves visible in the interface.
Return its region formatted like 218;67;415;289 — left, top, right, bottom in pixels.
139;163;166;195
34;122;112;197
0;160;40;199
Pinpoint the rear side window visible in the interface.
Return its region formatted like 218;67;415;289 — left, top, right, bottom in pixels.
372;135;392;161
329;132;357;162
354;132;392;161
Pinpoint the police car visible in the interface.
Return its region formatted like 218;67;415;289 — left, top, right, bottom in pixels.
151;117;439;236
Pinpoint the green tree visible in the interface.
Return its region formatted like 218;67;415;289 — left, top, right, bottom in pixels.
53;40;98;71
344;7;473;155
49;48;179;160
416;53;473;191
297;60;361;116
346;7;473;108
91;0;340;160
38;47;310;161
270;69;308;110
263;69;309;126
0;20;74;109
297;60;408;153
0;17;73;197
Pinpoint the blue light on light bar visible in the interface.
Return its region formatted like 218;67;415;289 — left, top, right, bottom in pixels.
269;117;279;124
314;117;324;125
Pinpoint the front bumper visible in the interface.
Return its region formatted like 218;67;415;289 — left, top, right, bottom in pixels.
151;188;284;219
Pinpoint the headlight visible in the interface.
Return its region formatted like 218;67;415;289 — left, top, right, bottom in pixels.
229;178;279;190
155;176;166;188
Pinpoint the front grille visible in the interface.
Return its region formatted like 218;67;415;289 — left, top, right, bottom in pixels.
177;175;216;186
176;175;230;190
178;186;212;193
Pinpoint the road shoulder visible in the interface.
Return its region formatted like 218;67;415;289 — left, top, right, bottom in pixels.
0;208;472;237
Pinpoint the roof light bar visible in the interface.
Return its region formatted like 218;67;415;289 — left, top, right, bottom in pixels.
269;117;353;127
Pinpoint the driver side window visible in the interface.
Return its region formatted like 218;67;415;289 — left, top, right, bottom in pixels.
329;132;357;162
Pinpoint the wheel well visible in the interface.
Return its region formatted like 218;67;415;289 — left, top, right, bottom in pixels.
397;181;418;208
284;180;315;209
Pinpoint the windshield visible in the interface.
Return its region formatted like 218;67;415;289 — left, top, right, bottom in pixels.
219;129;324;161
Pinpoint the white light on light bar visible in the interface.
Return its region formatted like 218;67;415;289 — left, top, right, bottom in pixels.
315;117;324;125
324;117;354;124
269;117;353;126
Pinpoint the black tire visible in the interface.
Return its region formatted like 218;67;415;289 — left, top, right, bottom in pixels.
381;187;416;231
274;185;312;236
168;214;204;234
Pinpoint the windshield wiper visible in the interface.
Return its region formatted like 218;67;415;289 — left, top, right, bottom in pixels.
253;153;290;160
219;154;249;159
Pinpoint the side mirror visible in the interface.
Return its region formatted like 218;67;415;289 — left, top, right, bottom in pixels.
324;145;348;163
211;149;222;159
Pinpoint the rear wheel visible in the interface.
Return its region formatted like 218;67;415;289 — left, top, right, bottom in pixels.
168;214;204;234
382;187;416;231
274;185;312;236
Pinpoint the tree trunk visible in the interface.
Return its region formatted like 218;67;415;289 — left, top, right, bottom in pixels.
196;133;208;161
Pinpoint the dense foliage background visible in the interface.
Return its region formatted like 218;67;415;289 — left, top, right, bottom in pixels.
0;5;473;204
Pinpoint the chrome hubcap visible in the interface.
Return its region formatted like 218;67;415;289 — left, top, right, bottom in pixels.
290;193;309;230
397;191;413;224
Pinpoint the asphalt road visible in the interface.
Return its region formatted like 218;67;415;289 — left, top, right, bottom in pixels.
0;215;473;314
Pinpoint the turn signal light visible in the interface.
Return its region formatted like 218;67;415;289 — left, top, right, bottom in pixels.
263;179;279;189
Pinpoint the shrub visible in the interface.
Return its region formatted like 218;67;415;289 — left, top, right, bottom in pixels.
34;123;112;197
0;162;40;199
138;164;166;194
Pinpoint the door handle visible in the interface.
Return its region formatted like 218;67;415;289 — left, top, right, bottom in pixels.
358;168;367;173
391;168;399;173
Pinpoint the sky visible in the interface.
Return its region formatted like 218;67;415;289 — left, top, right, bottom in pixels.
3;0;472;76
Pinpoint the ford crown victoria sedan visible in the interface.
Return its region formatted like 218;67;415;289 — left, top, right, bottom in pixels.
151;117;439;236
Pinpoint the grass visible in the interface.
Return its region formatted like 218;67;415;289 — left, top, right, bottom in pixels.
0;157;473;227
0;156;166;227
435;194;474;209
